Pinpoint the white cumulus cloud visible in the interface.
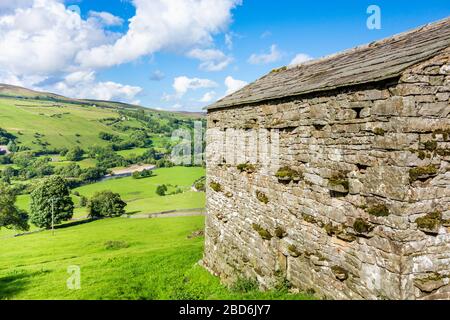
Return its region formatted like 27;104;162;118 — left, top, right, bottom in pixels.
248;44;282;65
225;76;247;95
0;0;34;13
88;11;124;26
289;53;313;66
53;74;142;102
77;0;242;69
199;91;216;103
173;76;218;97
0;0;115;77
187;48;233;72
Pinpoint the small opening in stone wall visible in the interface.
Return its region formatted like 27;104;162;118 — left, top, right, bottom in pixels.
329;190;349;198
212;119;219;125
313;124;326;131
352;107;364;119
416;176;433;183
280;126;297;133
356;163;370;171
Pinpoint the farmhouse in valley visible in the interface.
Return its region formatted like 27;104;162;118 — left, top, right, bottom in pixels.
204;17;450;299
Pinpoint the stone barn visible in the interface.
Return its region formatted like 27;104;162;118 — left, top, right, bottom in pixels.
203;18;450;300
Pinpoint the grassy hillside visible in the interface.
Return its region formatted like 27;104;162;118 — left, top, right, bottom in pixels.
0;84;204;152
0;98;123;150
0;216;313;300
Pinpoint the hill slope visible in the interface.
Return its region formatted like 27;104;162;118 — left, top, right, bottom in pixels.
0;84;204;152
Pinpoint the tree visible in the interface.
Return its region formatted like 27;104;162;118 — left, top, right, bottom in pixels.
88;191;127;218
79;167;107;182
30;176;74;229
65;146;84;161
79;196;88;207
132;169;154;179
156;184;168;196
0;184;29;231
7;140;18;152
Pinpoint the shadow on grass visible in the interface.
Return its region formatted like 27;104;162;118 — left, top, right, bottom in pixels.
55;218;99;230
125;211;141;216
0;270;49;299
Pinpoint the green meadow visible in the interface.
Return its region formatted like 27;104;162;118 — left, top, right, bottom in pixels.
0;216;313;300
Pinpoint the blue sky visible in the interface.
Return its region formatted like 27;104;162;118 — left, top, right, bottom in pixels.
1;0;449;111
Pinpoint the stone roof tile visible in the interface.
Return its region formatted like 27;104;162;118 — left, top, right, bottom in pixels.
207;17;450;110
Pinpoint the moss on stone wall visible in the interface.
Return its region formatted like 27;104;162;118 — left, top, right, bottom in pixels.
275;166;302;183
423;140;438;151
373;128;385;136
416;211;442;235
237;163;257;174
367;204;390;217
209;181;223;192
274;226;287;238
328;173;349;193
288;244;301;257
409;165;438;183
255;190;269;204
353;218;374;234
252;224;273;240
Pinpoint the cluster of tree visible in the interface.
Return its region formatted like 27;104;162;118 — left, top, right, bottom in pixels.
63;146;84;161
0;153;11;164
0;153;54;182
5;140;25;153
54;163;107;185
98;130;152;151
132;169;154;179
87;145;129;168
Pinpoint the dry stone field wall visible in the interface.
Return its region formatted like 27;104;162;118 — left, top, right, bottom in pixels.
204;48;450;300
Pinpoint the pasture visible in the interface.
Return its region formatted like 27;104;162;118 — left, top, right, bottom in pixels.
0;216;313;300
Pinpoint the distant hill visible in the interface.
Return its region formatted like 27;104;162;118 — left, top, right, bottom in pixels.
0;83;204;152
0;83;72;101
0;83;205;118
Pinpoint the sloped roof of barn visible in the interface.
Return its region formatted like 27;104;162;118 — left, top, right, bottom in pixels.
207;17;450;110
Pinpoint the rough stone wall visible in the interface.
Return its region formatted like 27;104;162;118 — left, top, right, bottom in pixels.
203;49;450;300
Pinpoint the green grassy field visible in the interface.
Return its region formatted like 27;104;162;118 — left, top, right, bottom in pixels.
74;166;205;214
0;216;313;300
49;157;98;169
116;148;148;158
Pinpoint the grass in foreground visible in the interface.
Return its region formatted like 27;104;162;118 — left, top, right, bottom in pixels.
0;216;314;300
